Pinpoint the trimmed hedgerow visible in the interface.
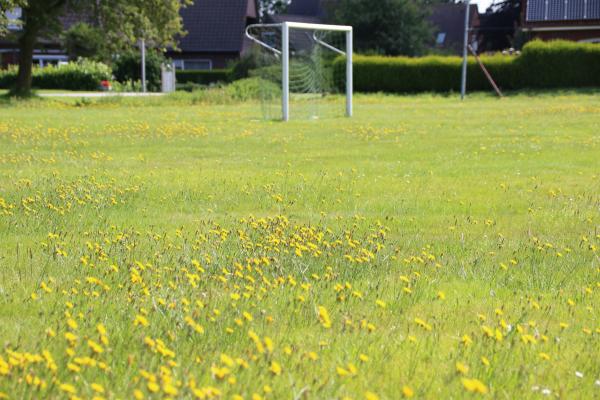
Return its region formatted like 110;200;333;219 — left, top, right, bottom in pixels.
0;59;111;91
515;40;600;88
333;40;600;93
175;69;232;86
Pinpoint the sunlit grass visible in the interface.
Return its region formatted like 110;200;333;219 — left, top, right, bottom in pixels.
0;91;599;399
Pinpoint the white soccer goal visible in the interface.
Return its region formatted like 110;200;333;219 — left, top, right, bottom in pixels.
245;22;353;121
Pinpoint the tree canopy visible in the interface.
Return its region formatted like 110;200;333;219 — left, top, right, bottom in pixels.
478;0;522;51
258;0;290;18
325;0;433;56
4;0;192;95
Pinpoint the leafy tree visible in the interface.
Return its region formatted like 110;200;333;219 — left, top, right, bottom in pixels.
478;0;522;51
7;0;192;96
62;22;108;61
112;49;165;92
257;0;290;18
325;0;433;56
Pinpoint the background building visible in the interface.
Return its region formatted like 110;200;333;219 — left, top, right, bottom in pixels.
522;0;600;42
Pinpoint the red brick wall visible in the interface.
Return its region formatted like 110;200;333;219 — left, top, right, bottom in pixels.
529;29;600;42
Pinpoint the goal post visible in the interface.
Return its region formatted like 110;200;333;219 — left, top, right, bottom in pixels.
246;22;353;121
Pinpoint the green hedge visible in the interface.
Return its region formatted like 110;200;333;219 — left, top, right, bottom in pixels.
0;60;111;91
333;40;600;93
176;69;232;85
517;40;600;88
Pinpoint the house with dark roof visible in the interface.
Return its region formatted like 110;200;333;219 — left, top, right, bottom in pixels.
522;0;600;42
1;0;258;69
167;0;258;70
429;4;480;54
0;8;74;67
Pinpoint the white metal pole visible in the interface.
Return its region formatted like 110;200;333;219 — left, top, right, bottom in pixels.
141;38;147;93
346;29;353;117
460;0;470;100
282;22;290;121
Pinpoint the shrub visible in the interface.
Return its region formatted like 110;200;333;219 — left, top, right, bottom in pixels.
515;40;600;88
224;77;280;101
112;50;164;92
333;40;600;93
333;54;516;93
0;59;112;91
164;78;281;105
176;69;232;86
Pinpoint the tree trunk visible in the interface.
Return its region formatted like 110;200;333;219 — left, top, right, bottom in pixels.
14;27;38;96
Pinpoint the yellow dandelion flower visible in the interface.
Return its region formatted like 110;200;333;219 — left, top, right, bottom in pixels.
456;362;469;375
269;361;282;376
461;378;488;394
147;381;160;393
364;391;379;400
59;383;77;394
88;339;104;354
163;383;178;396
67;318;78;330
402;385;414;398
318;306;332;328
91;383;105;393
134;315;149;327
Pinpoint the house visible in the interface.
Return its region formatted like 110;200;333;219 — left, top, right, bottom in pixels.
522;0;600;42
0;8;71;67
429;4;480;54
167;0;258;70
1;0;258;69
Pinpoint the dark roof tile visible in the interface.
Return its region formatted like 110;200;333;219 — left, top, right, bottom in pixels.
179;0;255;53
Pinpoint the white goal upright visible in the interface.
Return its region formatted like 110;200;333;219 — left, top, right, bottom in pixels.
246;22;353;121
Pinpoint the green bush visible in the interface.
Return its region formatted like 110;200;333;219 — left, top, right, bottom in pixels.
224;77;281;101
176;69;232;86
164;78;281;105
333;54;516;93
0;59;112;91
333;40;600;93
515;40;600;88
112;50;164;92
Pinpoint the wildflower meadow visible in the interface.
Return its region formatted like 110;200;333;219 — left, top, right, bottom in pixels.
0;92;599;399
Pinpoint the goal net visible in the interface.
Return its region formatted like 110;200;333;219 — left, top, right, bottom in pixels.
245;22;353;121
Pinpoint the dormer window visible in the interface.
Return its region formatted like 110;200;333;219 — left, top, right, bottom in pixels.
436;32;447;45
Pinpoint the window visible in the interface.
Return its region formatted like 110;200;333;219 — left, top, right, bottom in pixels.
184;60;212;70
436;32;447;45
33;54;69;68
173;59;184;70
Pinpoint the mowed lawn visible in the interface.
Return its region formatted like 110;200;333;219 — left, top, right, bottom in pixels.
0;92;599;399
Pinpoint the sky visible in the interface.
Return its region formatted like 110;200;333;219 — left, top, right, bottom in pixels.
472;0;496;12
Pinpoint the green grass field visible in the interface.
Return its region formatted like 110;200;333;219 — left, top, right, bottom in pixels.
0;92;599;399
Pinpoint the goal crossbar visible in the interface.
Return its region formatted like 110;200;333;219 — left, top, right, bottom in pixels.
245;22;353;121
